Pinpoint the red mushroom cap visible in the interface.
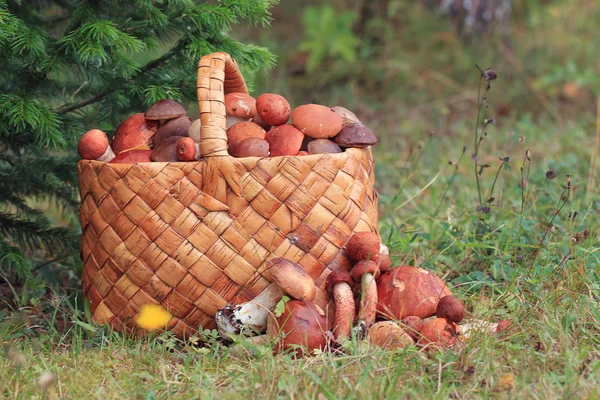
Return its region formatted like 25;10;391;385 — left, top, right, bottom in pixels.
268;300;330;357
325;270;354;294
401;316;425;341
265;124;305;156
374;253;392;272
417;318;456;349
226;121;266;157
111;113;157;155
225;93;256;118
78;129;113;161
176;137;199;161
436;295;465;323
292;104;343;139
367;321;414;349
144;99;187;121
110;149;152;164
350;260;380;282
346;232;381;262
256;93;291;126
376;265;452;320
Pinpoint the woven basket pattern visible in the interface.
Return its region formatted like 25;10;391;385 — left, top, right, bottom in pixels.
78;52;379;338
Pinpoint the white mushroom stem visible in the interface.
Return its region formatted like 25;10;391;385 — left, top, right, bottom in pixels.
331;281;355;340
215;283;282;337
379;243;389;257
96;146;116;162
457;319;499;339
358;273;378;327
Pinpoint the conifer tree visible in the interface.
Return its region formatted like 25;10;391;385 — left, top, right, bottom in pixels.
0;0;277;280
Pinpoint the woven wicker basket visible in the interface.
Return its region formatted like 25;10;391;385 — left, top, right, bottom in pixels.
78;52;379;338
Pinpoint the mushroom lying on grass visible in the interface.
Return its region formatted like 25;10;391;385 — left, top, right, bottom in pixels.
215;258;315;338
268;300;330;357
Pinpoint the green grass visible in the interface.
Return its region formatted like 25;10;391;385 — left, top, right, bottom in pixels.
2;1;600;398
2;109;599;398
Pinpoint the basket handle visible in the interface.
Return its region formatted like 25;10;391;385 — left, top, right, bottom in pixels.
197;52;249;157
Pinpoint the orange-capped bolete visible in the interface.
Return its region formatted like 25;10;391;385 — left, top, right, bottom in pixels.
325;270;355;340
292;104;343;139
367;321;414;350
226;121;266;157
351;260;380;331
256;93;291;126
78;129;115;162
111;113;157;154
225;93;256;129
265;124;305;156
268;300;330;357
215;258;315;338
377;265;452;320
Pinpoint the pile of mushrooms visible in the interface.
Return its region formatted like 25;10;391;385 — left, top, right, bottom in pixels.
216;232;511;357
77;95;378;164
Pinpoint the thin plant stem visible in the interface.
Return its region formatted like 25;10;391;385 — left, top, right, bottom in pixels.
529;176;571;272
473;76;484;205
488;160;507;201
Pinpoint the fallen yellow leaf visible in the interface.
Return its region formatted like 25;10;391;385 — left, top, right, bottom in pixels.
135;304;172;331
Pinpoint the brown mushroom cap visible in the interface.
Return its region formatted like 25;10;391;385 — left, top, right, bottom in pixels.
144;99;187;121
236;137;269;158
256;93;291;126
268;257;316;301
176;137;199;161
78;129;111;160
417;318;456;348
368;321;414;349
291;104;343;139
226;121;266;157
154;116;191;147
307;139;342;154
436;295;465;323
111;113;157;154
225;93;256;118
401;316;425;341
325;270;354;294
268;300;330;357
150;135;185;162
376;265;452;320
265;124;305;157
346;232;381;262
350;260;380;282
331;106;361;125
110;149;152;164
334;123;378;148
